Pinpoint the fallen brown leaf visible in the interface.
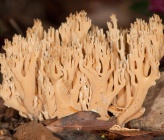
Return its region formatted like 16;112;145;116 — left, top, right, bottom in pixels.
46;111;116;132
106;130;164;140
122;135;153;140
54;130;104;140
14;121;59;140
111;130;153;137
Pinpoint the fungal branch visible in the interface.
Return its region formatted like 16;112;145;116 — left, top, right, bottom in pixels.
0;11;163;126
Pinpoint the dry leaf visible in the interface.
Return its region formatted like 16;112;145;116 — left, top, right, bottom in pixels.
14;121;59;140
107;130;164;140
46;111;116;132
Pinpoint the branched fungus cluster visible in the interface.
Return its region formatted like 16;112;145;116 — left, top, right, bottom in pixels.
0;11;163;126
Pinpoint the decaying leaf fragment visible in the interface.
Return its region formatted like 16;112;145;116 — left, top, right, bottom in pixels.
0;11;163;127
45;111;116;132
14;121;59;140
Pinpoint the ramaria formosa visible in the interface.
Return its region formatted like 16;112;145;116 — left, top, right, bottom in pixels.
0;11;163;126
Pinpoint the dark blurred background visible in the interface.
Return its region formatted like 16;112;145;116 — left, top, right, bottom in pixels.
0;0;163;71
0;0;164;39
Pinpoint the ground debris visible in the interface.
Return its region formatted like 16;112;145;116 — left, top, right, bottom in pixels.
54;130;104;140
45;111;116;132
13;121;59;140
0;98;164;140
97;130;164;140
